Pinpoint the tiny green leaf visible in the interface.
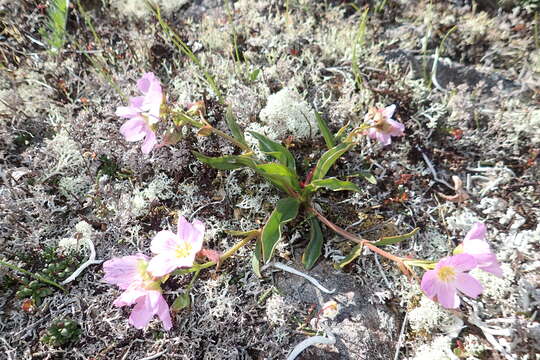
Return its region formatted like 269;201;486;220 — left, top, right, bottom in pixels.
358;170;377;184
311;142;355;181
314;111;335;150
261;197;300;263
304;177;361;194
372;227;420;247
302;217;324;270
249;68;261;81
193;151;257;170
252;241;262;278
248;131;296;172
225;106;248;146
334;244;363;269
171;292;191;311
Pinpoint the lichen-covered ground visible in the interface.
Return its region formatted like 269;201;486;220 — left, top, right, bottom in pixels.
1;0;539;359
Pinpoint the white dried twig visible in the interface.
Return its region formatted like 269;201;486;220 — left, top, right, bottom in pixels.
61;237;102;285
393;311;408;360
262;262;335;294
139;350;167;360
419;149;453;189
287;323;336;360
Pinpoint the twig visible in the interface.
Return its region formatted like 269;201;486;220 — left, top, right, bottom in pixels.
417;146;453;189
139;350;167;360
262;262;335;294
393;311;408;360
287;322;336;360
61;237;102;285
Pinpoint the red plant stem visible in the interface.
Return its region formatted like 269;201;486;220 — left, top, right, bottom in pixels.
307;205;405;264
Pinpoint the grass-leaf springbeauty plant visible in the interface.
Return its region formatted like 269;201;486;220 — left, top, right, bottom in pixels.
104;73;503;329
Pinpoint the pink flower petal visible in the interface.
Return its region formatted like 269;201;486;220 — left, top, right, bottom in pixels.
387;119;405;136
446;253;477;272
155;294;173;330
116;106;140;118
436;281;460;309
480;262;503;278
147;253;181;277
464;223;486;241
376;131;392;146
129;295;154;329
462;239;492;256
455;273;483;298
113;288;146;307
120;118;147;142
140;129;157;154
177;216;191;241
367;128;378;140
381;104;396;119
103;254;148;289
172;255;198;269
150;230;179;254
137;72;158;94
420;270;438;299
129;96;145;110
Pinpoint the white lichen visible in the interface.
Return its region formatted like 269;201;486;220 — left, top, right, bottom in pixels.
411;335;453;360
57;220;93;254
259;87;317;140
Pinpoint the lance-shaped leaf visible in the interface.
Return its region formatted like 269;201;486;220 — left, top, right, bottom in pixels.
261;197;300;263
314;111;335;150
248;131;296;172
193;151;257;170
311;142;355;181
334;244;364;269
225;106;247;146
303;177;361;195
302;217;324;270
255;163;301;194
372;227;420;247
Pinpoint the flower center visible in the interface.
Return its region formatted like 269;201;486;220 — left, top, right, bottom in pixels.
175;242;193;259
437;266;456;282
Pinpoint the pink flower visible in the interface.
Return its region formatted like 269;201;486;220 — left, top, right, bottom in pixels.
364;104;405;146
421;254;483;309
147;216;205;277
103;254;172;330
455;222;503;277
116;72;163;154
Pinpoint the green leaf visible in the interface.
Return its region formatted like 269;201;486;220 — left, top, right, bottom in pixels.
358;170;377;184
171;292;191;311
261;197;300;263
193;151;257;170
311;142;355;181
314;111;335;150
225;229;260;236
302;217;324;270
372;227;420;246
255;163;301;193
304;177;361;194
248;131;296;172
334;244;363;269
249;68;261;81
225;106;247;146
252;240;262;278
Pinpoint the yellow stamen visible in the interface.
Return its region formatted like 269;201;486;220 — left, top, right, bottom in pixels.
437;266;456;282
175;242;193;259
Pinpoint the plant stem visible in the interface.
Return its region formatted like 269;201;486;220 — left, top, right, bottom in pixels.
0;260;67;293
209;127;252;153
307;205;405;264
175;230;260;274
